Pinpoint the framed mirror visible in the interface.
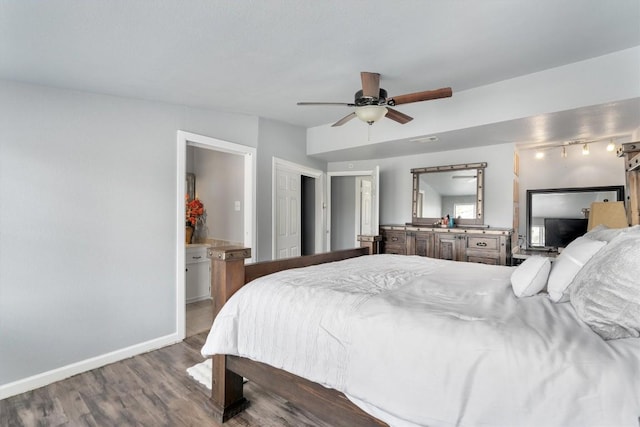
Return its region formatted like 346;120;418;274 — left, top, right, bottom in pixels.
526;185;625;250
411;162;486;226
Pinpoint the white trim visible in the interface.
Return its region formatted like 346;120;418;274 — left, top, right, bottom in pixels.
272;157;324;259
0;333;180;400
176;133;187;341
178;130;257;255
177;131;256;341
355;176;363;247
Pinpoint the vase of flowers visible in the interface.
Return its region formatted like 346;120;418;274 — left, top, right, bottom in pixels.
186;196;207;244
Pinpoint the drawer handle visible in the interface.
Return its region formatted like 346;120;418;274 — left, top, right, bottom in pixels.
476;242;487;247
192;256;202;259
391;237;398;241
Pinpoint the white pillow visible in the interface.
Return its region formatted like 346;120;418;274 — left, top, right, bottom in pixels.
511;256;551;297
570;232;640;340
547;236;606;302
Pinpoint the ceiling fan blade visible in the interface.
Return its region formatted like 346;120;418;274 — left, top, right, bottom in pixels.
385;107;413;124
361;72;381;98
297;102;354;106
331;112;357;127
387;87;453;106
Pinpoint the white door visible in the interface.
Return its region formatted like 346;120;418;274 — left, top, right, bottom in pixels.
275;168;301;259
358;176;373;236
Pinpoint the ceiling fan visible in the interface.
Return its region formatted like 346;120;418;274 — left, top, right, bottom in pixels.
297;72;452;127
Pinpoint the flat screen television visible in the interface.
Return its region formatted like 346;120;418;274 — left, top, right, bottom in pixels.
544;218;588;249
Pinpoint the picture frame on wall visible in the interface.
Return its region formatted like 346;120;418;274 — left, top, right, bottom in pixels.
185;173;196;201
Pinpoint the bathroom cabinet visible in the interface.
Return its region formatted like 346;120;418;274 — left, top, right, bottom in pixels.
186;244;211;303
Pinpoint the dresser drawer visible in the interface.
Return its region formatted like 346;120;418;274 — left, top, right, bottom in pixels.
466;253;501;265
383;244;406;255
382;230;406;255
466;236;499;251
383;231;406;245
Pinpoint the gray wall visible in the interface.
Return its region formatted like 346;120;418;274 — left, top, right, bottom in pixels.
331;176;356;250
329;143;516;228
0;80;320;389
517;139;625;237
188;146;244;244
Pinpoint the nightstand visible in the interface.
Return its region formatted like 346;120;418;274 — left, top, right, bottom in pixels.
511;248;558;266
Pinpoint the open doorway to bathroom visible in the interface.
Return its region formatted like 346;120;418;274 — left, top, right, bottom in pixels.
177;131;256;340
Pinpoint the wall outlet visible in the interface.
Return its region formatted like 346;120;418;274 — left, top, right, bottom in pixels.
234;201;241;211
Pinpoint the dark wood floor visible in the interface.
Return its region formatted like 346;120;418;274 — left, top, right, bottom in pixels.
0;333;332;427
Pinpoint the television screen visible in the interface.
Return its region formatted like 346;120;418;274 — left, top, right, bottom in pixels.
544;218;588;248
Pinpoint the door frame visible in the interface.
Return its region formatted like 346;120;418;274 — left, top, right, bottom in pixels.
272;157;324;259
327;167;379;252
355;175;373;246
176;130;256;340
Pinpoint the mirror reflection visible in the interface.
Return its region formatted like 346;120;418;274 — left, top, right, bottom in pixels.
412;162;486;226
526;186;625;249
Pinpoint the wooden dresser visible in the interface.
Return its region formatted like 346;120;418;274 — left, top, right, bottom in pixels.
380;225;513;266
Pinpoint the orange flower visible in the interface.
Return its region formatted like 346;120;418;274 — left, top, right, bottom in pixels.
186;196;206;226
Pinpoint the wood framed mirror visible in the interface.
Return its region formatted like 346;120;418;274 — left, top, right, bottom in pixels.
411;162;486;226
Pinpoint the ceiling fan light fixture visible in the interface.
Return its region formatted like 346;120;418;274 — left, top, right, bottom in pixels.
354;105;388;125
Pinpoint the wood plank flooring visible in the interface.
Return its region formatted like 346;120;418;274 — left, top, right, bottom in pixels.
0;333;333;427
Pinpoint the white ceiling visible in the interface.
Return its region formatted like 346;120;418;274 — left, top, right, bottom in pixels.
1;0;639;159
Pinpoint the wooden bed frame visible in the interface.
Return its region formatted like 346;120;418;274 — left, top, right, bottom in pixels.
206;241;387;427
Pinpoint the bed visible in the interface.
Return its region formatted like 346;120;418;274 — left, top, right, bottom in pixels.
201;227;640;427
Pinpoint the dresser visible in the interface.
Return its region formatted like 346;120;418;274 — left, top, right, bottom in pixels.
380;225;513;266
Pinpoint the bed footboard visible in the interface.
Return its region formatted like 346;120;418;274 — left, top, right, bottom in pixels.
206;243;379;424
207;246;252;422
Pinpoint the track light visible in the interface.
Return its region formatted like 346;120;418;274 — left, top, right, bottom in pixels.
561;146;567;158
582;144;590;155
606;139;615;152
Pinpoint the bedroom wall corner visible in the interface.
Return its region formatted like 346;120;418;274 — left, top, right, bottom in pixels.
328;143;516;228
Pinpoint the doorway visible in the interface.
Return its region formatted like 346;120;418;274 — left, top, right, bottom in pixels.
176;131;256;340
272;157;324;259
327;167;379;251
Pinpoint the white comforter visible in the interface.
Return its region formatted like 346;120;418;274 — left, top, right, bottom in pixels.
202;255;640;427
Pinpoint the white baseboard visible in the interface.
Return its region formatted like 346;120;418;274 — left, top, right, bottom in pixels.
0;332;181;400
